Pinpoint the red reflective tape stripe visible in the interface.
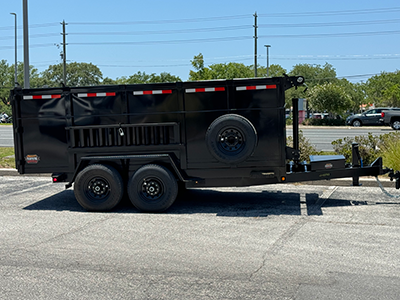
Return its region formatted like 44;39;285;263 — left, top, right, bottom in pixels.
52;94;62;98
247;86;256;90
87;93;97;97
105;92;116;96
162;90;172;94
266;85;277;89
215;87;225;92
197;88;205;93
32;95;42;99
143;90;153;95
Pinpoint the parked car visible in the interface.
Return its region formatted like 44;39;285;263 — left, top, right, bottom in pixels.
346;108;400;127
380;109;400;130
0;113;12;123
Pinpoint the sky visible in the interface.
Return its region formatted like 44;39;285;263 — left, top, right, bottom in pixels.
1;0;400;83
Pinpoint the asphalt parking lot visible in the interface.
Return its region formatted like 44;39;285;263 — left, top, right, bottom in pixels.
1;175;400;299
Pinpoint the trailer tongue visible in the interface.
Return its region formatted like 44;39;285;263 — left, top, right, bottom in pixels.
10;75;398;212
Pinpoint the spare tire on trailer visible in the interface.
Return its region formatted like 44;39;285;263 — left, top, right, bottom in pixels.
205;114;258;164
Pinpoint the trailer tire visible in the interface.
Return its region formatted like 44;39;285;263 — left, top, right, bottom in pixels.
74;164;123;212
206;114;257;164
128;164;178;213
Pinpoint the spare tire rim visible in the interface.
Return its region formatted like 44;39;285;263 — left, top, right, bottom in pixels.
219;128;244;152
87;177;110;200
141;177;163;200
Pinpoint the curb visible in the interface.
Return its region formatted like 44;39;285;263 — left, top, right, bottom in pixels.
0;168;50;177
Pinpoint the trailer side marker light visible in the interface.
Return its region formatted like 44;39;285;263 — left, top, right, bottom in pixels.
281;176;286;182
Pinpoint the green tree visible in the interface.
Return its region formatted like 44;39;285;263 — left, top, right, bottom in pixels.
340;79;367;113
108;71;181;84
256;64;287;78
285;63;338;107
0;60;42;116
365;71;400;107
41;62;103;87
307;82;352;116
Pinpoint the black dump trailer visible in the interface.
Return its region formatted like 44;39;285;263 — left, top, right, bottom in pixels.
9;76;397;212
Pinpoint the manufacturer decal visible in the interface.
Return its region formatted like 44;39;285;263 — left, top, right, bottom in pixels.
25;154;40;164
325;163;333;169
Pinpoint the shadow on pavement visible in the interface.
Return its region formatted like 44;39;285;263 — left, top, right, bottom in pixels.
23;188;382;217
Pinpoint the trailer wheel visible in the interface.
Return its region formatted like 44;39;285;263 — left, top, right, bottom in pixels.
74;164;123;212
128;164;178;213
206;114;257;164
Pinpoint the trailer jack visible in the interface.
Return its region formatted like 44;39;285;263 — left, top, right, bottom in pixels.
389;170;400;189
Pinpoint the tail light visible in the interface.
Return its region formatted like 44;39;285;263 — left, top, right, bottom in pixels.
381;112;385;117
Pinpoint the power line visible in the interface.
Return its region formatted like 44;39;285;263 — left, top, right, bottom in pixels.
0;33;60;41
259;18;400;28
258;7;400;17
0;22;60;31
69;14;251;26
259;30;400;39
69;36;252;46
69;25;251;36
0;43;55;50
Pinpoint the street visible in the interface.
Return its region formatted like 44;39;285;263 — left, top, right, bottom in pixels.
0;125;13;147
1;175;400;299
1;124;396;151
286;126;395;151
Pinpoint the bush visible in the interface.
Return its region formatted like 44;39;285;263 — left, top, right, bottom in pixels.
381;139;400;171
302;118;345;126
287;130;322;162
331;132;400;167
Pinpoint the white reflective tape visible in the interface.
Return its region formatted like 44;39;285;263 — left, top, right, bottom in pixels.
133;91;144;95
77;93;87;97
152;90;163;95
236;86;247;91
185;89;196;93
23;95;33;100
96;92;106;97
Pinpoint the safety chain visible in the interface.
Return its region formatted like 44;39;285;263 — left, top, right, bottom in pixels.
375;176;400;199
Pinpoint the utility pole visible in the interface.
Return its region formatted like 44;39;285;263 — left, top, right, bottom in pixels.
253;12;258;77
10;13;17;86
22;0;30;88
61;20;68;86
264;45;271;77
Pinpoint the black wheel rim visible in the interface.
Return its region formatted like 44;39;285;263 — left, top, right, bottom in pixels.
86;177;110;201
141;177;164;200
218;128;244;153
